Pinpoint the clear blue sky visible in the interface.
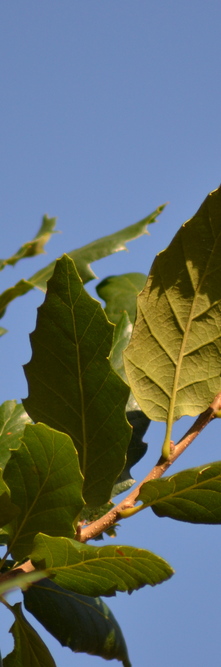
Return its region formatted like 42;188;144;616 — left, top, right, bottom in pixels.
1;2;221;666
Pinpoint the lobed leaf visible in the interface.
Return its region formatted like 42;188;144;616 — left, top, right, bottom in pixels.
124;187;221;455
139;462;221;523
3;423;84;559
3;602;56;667
0;216;57;272
0;206;164;316
30;533;174;596
24;578;131;666
0;401;32;470
23;255;131;507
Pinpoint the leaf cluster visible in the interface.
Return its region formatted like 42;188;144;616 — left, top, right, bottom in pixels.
0;190;221;666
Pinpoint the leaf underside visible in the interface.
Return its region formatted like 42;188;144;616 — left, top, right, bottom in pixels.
124;187;221;447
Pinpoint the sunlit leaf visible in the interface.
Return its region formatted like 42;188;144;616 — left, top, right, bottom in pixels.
3;602;56;667
24;578;131;667
124;187;221;456
0;206;164;315
0;401;31;469
97;272;147;325
3;423;84;559
30;533;174;596
23;255;131;507
0;216;57;271
139;461;221;523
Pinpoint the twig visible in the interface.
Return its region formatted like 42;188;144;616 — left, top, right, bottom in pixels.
78;392;221;543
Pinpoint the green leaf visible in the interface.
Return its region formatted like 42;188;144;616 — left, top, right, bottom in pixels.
24;578;131;667
23;255;131;507
3;423;84;560
124;187;221;457
0;401;32;470
97;272;147;325
110;311;133;384
139;462;221;523
0;216;57;271
0;206;164;315
0;570;46;597
3;602;56;667
0;327;7;336
30;533;174;595
112;410;149;497
0;473;19;528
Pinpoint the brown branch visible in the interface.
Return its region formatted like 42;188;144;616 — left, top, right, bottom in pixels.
78;392;221;543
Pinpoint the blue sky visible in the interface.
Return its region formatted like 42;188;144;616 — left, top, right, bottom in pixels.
1;2;221;666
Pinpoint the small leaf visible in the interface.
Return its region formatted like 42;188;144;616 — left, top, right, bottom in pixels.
24;578;131;667
139;462;221;523
0;401;32;470
0;570;46;597
0;216;57;271
0;327;7;336
30;533;174;596
124;187;221;455
3;423;84;559
3;602;56;667
97;272;147;325
0;206;164;315
110;311;133;383
23;255;131;507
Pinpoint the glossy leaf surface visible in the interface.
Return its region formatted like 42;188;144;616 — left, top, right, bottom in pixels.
23;255;131;506
0;401;31;469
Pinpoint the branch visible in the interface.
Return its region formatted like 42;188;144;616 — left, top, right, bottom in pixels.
78;392;221;543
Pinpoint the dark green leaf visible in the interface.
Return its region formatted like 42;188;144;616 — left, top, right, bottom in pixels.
124;187;221;457
110;311;133;384
139;462;221;523
112;410;149;497
97;272;147;325
0;216;57;271
31;533;174;595
23;255;131;507
0;206;164;315
24;578;131;667
0;401;32;469
3;423;84;559
3;602;56;667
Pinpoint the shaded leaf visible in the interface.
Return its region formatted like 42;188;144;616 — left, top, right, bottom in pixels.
0;216;57;271
3;423;84;559
124;187;221;457
30;533;174;596
24;578;131;667
139;462;221;523
0;401;32;469
97;273;147;325
23;255;131;507
110;312;133;384
112;410;149;497
3;602;56;667
0;206;164;315
0;570;46;597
